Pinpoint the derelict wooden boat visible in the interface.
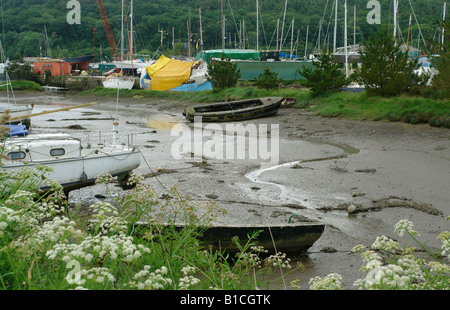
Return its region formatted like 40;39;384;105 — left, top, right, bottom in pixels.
183;97;283;122
280;97;297;108
198;222;325;255
136;221;325;255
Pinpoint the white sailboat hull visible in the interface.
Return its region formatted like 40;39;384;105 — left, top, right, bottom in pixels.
114;59;152;70
2;134;141;192
102;77;135;90
3;149;141;192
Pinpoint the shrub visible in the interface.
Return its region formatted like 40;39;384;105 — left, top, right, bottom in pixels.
299;52;350;96
254;68;282;90
356;26;424;97
206;54;241;91
6;62;34;80
428;19;450;99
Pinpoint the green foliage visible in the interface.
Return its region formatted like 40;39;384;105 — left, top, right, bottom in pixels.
299;52;350;96
356;27;423;97
1;80;43;92
206;54;241;91
254;68;282;90
5;62;34;81
428;19;450;99
307;91;450;128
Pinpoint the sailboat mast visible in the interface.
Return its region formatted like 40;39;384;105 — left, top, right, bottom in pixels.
290;18;294;59
393;0;398;42
188;8;191;57
121;0;124;62
276;19;280;51
344;0;348;78
443;2;447;45
221;0;225;50
256;0;259;51
333;0;338;54
199;8;203;52
304;24;309;59
354;5;356;46
280;0;288;52
406;14;412;51
130;0;134;71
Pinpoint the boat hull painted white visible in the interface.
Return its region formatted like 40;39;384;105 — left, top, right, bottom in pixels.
0;103;33;127
102;77;135;90
3;149;141;192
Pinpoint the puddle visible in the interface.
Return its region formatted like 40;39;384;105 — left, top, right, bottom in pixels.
147;116;183;131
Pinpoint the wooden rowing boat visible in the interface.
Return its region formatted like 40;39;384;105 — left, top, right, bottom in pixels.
183;97;283;122
198;222;325;255
135;221;325;255
280;97;297;108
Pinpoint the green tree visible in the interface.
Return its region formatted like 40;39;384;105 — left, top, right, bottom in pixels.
428;19;449;99
356;27;421;97
6;62;34;81
299;52;350;96
206;54;241;91
254;68;282;90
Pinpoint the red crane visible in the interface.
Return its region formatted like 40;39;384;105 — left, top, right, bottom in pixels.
96;0;119;60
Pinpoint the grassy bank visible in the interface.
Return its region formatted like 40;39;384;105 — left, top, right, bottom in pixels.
0;80;43;92
307;91;450;128
83;86;450;128
82;85;310;104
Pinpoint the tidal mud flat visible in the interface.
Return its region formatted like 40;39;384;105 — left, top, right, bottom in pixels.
15;91;450;289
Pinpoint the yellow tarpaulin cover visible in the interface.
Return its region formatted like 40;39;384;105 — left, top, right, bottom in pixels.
146;55;199;91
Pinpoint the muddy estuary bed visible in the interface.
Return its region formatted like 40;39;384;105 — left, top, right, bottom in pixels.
13;91;450;290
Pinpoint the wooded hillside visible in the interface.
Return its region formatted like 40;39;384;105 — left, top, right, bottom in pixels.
1;0;446;60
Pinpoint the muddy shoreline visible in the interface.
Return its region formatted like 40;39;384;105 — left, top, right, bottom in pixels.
14;91;450;290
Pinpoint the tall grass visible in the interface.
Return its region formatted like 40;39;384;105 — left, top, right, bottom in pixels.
308;92;450;127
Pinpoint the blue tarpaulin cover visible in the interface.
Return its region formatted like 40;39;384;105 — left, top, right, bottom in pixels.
6;124;28;137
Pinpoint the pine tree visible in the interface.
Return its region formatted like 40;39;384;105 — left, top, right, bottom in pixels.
206;54;241;91
299;52;350;96
356;27;421;97
254;68;282;90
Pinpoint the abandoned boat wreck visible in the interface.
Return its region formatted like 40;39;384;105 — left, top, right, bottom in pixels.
183;97;284;122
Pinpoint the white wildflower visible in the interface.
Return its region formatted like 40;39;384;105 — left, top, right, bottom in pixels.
309;273;343;290
394;219;414;237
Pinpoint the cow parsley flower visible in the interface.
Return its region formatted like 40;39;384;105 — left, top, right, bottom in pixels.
394;219;414;237
309;273;343;290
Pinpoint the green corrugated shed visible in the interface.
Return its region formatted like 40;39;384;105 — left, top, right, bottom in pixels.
196;49;261;62
236;61;314;81
99;63;116;72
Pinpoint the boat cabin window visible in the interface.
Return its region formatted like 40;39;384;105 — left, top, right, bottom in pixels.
8;152;26;160
50;148;65;157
